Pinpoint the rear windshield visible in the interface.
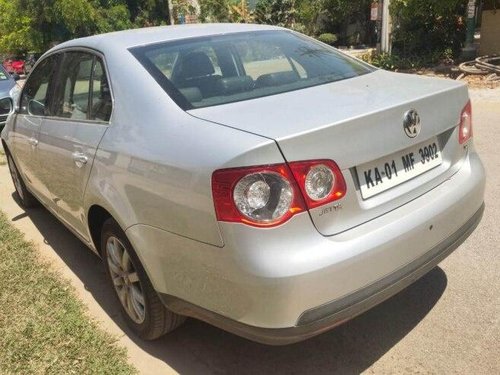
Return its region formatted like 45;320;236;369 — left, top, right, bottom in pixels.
130;30;374;109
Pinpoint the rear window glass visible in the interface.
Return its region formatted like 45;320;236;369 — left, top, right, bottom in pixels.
131;30;373;109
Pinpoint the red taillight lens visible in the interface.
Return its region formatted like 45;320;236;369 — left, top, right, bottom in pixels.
459;100;473;144
212;164;306;227
289;160;347;209
212;160;347;227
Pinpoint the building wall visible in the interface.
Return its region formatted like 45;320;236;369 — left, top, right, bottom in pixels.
480;10;500;55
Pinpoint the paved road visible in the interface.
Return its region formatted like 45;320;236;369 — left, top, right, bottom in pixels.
0;87;498;374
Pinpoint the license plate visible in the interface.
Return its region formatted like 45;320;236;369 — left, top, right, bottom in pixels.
356;138;442;199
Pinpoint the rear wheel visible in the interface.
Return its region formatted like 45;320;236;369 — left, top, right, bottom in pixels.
6;154;38;208
101;218;185;340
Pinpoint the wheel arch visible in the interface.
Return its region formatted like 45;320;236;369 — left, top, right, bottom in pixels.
87;204;114;257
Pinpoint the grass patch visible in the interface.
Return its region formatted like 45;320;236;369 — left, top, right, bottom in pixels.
0;211;137;374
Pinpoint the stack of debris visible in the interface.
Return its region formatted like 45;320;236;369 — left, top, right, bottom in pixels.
457;56;500;83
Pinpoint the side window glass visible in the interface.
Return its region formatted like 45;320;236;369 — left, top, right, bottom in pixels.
20;55;58;116
53;52;93;120
90;58;112;122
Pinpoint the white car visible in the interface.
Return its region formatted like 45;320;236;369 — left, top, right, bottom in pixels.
0;24;485;344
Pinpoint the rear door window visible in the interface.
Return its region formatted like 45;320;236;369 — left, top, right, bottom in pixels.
90;58;112;122
51;51;112;122
53;52;93;120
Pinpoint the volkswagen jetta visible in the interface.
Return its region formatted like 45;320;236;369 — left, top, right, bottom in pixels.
0;24;485;344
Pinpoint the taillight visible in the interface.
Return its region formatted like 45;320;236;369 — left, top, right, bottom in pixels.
212;160;347;227
212;164;306;227
289;160;346;209
459;100;473;144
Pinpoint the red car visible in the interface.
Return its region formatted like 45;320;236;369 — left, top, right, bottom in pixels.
2;57;25;75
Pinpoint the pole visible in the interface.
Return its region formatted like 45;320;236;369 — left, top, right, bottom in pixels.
381;0;392;53
461;0;477;59
168;0;175;25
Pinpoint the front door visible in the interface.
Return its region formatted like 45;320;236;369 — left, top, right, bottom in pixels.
36;51;112;238
12;54;59;206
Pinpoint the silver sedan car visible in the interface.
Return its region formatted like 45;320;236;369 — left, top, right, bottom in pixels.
0;24;485;345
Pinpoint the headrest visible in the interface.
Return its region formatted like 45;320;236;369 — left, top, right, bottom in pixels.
179;52;215;79
179;87;203;103
217;76;254;95
255;71;299;88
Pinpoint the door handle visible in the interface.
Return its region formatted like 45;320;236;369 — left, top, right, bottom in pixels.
72;152;88;167
28;137;38;147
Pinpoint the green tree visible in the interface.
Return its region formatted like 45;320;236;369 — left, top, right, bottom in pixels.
390;0;467;58
254;0;296;27
294;0;324;35
198;0;253;23
125;0;171;26
0;0;132;53
0;1;39;52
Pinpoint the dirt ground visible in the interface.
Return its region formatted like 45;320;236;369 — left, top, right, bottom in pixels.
0;86;498;374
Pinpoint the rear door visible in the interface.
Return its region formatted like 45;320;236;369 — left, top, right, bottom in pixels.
36;50;112;238
11;54;59;206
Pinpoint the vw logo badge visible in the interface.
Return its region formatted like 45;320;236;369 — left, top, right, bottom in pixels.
403;109;421;138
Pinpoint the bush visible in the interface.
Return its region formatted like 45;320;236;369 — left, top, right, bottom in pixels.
317;33;338;45
360;51;426;71
390;0;467;59
254;0;296;27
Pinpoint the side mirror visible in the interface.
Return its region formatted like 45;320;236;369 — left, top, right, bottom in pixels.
11;73;21;81
28;99;45;116
0;97;14;116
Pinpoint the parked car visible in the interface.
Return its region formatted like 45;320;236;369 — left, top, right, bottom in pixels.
0;65;20;130
0;24;485;345
3;56;25;75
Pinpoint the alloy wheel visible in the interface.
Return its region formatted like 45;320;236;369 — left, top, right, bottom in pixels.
106;236;146;324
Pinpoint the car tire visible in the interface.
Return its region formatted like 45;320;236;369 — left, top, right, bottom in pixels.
6;154;38;208
101;218;185;340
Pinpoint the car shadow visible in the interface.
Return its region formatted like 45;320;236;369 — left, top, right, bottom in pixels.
16;198;448;375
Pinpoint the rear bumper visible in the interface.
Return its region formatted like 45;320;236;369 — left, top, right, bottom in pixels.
126;151;485;344
159;202;484;344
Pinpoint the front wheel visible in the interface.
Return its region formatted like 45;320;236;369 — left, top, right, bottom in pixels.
101;218;185;340
7;154;38;208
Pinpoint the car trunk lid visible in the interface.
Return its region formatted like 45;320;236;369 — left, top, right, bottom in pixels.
189;70;470;235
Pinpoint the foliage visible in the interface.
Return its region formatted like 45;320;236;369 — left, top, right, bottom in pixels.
317;32;338;46
360;52;417;70
0;1;37;52
0;0;135;53
361;47;456;71
294;0;323;35
171;0;196;23
254;0;296;27
0;210;137;374
198;0;232;22
198;0;253;23
230;0;254;23
292;0;374;44
390;0;467;59
126;0;171;26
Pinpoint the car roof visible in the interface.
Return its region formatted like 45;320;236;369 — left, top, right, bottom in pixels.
50;23;284;53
